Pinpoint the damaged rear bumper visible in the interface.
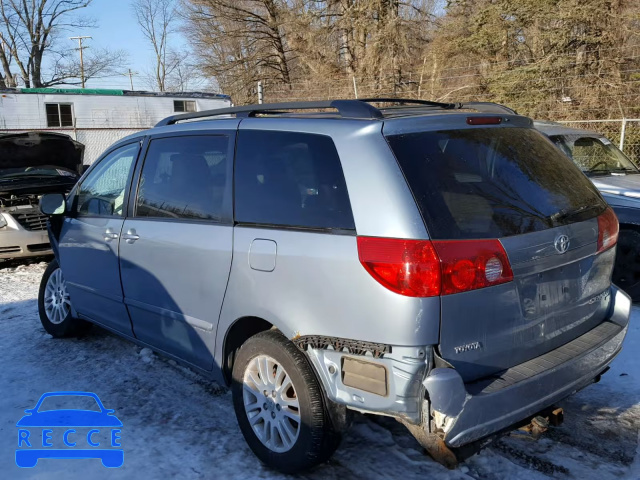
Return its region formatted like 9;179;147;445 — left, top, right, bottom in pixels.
304;285;630;456
425;285;631;448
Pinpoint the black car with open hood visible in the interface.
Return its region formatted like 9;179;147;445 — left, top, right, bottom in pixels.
0;131;84;174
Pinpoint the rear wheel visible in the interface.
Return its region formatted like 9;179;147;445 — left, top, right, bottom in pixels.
613;229;640;302
231;330;341;473
38;259;91;337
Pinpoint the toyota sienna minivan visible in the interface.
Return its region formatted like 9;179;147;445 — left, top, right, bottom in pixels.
38;99;630;473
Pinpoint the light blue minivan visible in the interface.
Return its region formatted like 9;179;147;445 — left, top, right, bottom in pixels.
38;99;630;472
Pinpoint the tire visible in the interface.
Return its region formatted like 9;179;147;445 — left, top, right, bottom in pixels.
231;330;342;473
613;229;640;302
38;259;91;338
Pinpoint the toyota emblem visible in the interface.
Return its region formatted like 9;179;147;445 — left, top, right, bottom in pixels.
554;234;570;254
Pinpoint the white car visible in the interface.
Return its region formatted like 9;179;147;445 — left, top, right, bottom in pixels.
0;132;84;260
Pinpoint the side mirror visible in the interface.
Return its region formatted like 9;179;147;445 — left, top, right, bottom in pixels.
40;193;66;215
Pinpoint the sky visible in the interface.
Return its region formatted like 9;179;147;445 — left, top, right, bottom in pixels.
59;0;189;91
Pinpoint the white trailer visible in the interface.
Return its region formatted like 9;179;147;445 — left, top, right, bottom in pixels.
0;89;231;163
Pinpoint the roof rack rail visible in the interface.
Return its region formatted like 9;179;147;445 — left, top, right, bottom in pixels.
155;100;385;126
356;98;458;109
368;99;517;115
155;98;517;127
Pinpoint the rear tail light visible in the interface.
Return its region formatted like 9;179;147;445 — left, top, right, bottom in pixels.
356;237;441;297
597;207;619;253
357;237;513;297
432;239;514;295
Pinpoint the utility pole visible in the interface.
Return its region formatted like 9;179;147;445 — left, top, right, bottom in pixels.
123;69;139;90
69;36;92;88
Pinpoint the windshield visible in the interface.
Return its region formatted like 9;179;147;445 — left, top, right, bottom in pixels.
386;127;606;240
0;166;77;178
550;134;638;175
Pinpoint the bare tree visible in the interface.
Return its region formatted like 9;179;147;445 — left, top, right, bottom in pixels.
140;49;202;92
48;46;128;87
0;36;15;87
0;0;126;87
182;0;436;103
132;0;177;92
184;0;295;104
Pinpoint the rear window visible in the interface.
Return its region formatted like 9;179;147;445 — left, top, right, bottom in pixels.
387;127;606;240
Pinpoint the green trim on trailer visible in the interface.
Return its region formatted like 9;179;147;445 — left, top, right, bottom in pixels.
20;88;124;95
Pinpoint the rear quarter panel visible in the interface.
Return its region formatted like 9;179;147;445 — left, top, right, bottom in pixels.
216;226;441;360
215;118;440;362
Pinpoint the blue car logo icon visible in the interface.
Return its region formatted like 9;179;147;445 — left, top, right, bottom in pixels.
16;391;123;468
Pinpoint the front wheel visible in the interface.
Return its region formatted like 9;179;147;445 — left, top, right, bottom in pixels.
38;259;91;337
231;330;341;473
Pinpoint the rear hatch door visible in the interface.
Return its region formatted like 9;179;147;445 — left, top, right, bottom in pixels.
386;123;614;382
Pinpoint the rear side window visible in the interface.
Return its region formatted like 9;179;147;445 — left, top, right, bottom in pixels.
387;127;606;240
135;135;229;221
234;130;355;230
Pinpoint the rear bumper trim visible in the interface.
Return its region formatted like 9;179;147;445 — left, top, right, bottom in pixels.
466;320;622;395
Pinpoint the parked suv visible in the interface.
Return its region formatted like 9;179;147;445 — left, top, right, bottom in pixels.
536;121;640;301
38;99;630;473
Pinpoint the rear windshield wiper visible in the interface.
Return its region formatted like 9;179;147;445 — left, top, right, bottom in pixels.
549;204;602;223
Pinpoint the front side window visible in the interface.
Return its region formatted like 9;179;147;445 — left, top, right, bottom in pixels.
173;100;196;113
74;143;139;217
135;135;229;221
550;134;638;176
235;130;355;230
46;104;74;127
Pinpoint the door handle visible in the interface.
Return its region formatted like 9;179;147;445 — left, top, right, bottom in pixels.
103;228;119;242
122;229;139;244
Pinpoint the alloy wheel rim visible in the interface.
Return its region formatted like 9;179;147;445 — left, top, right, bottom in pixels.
242;354;301;453
44;268;71;325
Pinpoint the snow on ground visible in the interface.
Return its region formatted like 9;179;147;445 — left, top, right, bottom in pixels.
0;260;638;479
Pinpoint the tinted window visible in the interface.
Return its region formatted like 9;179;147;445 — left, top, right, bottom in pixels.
75;143;138;217
235;130;354;230
135;136;229;221
387;128;606;240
